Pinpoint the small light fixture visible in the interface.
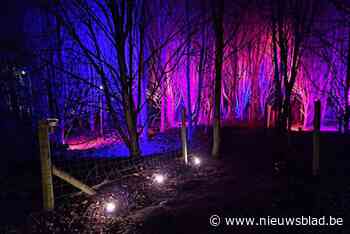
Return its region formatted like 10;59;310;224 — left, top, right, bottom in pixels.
192;156;201;166
105;201;117;213
21;70;26;76
153;173;165;184
99;85;104;90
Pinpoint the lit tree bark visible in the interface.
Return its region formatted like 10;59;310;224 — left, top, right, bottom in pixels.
89;70;96;132
194;42;205;125
103;0;141;156
344;29;350;132
276;0;316;131
98;94;104;136
121;0;140;157
194;2;208;126
185;0;193;140
271;12;282;127
56;21;66;144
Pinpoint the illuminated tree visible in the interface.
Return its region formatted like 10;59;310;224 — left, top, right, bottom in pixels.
44;0;157;156
273;0;318;131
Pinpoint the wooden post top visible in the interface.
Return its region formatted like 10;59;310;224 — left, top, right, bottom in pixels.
314;100;321;130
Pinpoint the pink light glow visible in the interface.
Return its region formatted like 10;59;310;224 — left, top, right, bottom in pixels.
150;20;346;131
67;136;121;150
290;125;338;132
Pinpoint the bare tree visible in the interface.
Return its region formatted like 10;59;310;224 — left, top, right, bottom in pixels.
273;0;317;131
47;0;151;156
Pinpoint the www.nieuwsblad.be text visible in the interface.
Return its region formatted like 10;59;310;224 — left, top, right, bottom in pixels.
209;215;344;227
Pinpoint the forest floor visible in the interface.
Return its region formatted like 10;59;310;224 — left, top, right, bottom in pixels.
3;127;350;233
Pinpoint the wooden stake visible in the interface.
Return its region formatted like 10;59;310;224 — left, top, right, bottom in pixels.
313;100;321;176
267;104;271;128
181;108;188;164
38;120;54;210
52;166;96;195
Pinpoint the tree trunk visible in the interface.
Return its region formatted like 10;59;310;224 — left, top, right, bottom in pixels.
193;11;206;125
281;91;292;131
344;30;350;133
56;22;66;144
113;0;141;157
186;0;193;141
138;0;148;140
99;94;104;136
160;73;166;132
211;0;224;158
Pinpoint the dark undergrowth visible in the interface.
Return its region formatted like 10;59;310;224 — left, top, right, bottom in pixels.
2;127;350;233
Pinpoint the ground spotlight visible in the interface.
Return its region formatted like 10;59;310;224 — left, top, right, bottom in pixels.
192;156;201;166
105;201;117;213
153;173;166;184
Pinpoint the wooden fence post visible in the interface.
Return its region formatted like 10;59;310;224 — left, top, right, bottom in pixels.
52;166;96;195
38;120;54;210
313;100;321;176
181;108;188;165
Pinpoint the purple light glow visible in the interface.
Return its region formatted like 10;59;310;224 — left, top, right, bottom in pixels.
23;0;349;151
